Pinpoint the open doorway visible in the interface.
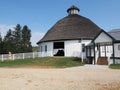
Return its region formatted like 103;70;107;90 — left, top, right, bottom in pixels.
53;42;64;56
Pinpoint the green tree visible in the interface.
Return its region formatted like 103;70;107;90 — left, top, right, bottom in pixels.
3;29;15;53
14;24;22;53
1;24;33;54
0;32;10;54
22;25;32;52
0;33;3;54
0;33;2;42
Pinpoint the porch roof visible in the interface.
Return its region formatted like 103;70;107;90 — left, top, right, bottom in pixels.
87;42;112;47
108;29;120;41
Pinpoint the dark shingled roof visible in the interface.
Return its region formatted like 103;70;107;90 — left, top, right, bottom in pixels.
108;29;120;40
37;8;101;44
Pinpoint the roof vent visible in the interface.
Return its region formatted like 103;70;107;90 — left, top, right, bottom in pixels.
67;5;80;15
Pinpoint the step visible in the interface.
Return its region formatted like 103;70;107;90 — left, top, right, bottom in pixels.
97;57;108;65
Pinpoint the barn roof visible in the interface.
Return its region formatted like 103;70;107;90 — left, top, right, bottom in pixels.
37;6;101;44
108;29;120;40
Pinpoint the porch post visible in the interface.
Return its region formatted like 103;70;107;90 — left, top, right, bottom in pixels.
89;47;91;56
112;42;115;64
105;45;106;57
86;47;88;57
99;44;101;57
93;43;96;65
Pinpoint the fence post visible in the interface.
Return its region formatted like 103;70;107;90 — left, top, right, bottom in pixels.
23;53;24;59
2;54;4;61
13;54;15;60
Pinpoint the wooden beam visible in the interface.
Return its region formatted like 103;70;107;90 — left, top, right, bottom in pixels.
93;43;96;65
105;45;106;57
112;42;115;64
99;44;101;57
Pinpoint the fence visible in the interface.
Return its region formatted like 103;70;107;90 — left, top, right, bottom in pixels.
0;52;40;61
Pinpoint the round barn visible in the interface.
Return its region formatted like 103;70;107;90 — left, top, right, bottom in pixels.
37;5;101;59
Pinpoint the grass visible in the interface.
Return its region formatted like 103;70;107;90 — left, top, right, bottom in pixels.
109;64;120;69
0;57;84;68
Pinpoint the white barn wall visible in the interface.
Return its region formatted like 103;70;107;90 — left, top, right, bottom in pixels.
39;42;53;57
108;43;120;64
114;43;120;64
65;40;81;57
38;40;91;58
65;40;91;58
114;43;120;57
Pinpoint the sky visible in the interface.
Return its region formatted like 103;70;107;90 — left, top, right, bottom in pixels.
0;0;120;46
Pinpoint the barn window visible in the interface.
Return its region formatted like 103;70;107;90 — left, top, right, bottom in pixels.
118;45;120;50
40;46;43;52
54;42;64;49
78;40;81;43
82;44;85;52
45;45;47;52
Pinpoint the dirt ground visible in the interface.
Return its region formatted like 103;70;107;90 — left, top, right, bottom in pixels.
0;66;120;90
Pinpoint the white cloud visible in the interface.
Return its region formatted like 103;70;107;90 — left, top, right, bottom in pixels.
31;32;45;46
0;24;15;37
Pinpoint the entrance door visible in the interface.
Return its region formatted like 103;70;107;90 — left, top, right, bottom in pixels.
53;42;64;56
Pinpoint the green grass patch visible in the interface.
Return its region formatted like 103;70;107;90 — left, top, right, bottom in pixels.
0;57;84;68
109;64;120;69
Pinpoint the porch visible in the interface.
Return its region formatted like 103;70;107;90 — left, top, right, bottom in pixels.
86;30;115;65
86;42;113;65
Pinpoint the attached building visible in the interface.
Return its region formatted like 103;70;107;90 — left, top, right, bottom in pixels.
87;29;120;65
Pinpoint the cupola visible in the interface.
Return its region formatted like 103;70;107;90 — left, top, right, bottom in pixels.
67;5;80;15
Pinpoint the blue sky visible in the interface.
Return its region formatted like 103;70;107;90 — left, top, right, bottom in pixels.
0;0;120;46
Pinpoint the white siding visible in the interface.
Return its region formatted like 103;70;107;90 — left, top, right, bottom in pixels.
114;43;120;57
65;40;81;57
95;32;112;43
65;40;91;58
38;42;53;57
38;40;91;58
108;43;120;65
109;58;120;65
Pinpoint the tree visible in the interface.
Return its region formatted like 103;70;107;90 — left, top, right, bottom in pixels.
22;25;32;52
0;33;2;42
0;33;3;54
0;24;33;54
14;24;22;53
0;32;10;54
3;29;15;53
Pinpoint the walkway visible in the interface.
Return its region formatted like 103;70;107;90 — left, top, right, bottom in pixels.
66;64;108;70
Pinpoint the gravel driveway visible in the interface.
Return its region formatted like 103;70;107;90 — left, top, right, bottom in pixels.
0;65;120;90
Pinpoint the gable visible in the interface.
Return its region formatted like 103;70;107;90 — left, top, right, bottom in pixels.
94;32;113;43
